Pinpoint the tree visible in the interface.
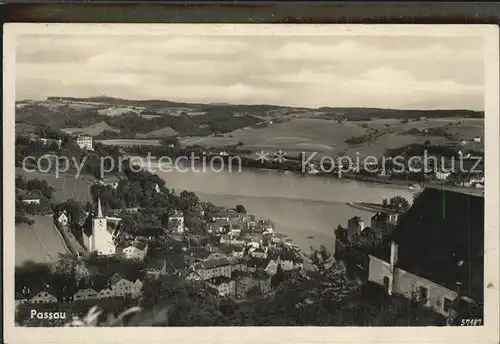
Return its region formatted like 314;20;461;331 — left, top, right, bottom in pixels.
84;202;94;213
65;199;83;225
234;204;247;214
381;199;388;208
389;195;410;211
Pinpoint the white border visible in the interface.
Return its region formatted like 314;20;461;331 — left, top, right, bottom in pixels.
4;24;499;344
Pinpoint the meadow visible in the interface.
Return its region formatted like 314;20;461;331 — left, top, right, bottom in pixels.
15;215;70;267
180;117;484;158
16;167;95;204
61;121;120;136
97;139;163;147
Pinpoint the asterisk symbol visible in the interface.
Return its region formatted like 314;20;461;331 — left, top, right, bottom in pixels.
255;150;270;163
274;150;287;163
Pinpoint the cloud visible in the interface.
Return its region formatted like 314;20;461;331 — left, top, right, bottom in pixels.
15;34;485;110
263;40;482;63
125;37;248;55
262;66;482;95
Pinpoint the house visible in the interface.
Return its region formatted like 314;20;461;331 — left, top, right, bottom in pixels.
168;210;185;233
230;227;242;237
144;259;169;278
234;271;255;298
99;176;120;190
435;171;451;181
180;269;202;282
206;276;235;297
262;224;274;234
264;259;279;276
252;270;272;294
210;218;230;233
346;216;365;240
74;288;99;301
233;270;272;298
57;211;69;227
246;257;271;272
211;211;230;222
193;255;233;280
22;198;40;205
29;290;58;304
472;136;481;143
249;247;268;259
145;256;184;278
76;135;93;150
109;273;143;298
461;174;485;188
367;187;483;317
220;235;245;246
97;287;115;299
370;211;399;234
122;241;148;261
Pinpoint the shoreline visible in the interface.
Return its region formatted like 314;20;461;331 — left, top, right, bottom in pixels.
345;202;404;214
131;154;417;190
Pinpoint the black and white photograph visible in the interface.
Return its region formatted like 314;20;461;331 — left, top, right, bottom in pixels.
3;23;499;343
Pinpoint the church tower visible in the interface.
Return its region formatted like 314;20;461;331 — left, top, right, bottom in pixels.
90;196;115;256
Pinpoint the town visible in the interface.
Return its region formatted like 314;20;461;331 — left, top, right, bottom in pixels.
15;125;484;327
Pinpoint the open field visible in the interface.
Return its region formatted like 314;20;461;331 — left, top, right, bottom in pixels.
180;118;364;156
179;118;484;158
141;114;162;120
136;126;178;138
97;107;138;117
16;167;95;203
60;121;120;136
98;139;163;147
15;215;70;267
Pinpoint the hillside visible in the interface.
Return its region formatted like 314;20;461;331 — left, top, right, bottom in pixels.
60;121;120;136
317;107;483;120
47;96;208;109
16;167;95;204
16;97;484;153
136;126;178;139
97;106;139;117
179;117;483;158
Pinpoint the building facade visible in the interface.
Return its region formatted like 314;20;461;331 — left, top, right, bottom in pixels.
76;135;93;151
82;197;116;256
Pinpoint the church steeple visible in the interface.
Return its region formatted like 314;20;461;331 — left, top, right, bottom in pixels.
97;197;103;218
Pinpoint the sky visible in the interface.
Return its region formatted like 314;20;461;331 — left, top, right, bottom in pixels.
16;35;484;110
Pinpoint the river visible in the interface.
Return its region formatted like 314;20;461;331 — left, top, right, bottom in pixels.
153;166;415;252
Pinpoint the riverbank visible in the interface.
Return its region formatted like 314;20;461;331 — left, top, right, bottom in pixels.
346;202;405;214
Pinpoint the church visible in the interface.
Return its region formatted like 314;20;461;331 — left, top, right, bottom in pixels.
82;197;118;256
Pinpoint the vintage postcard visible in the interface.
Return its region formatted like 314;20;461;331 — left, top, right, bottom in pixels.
3;24;499;343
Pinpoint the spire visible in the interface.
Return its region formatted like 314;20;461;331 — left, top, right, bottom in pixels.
97;197;103;218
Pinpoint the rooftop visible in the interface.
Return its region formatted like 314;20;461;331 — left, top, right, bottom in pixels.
372;187;484;300
198;257;232;269
207;276;232;285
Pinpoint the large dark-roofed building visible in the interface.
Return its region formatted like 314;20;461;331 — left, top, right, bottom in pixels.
368;187;484;318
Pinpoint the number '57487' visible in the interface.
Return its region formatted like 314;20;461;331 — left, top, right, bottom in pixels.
461;319;483;326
